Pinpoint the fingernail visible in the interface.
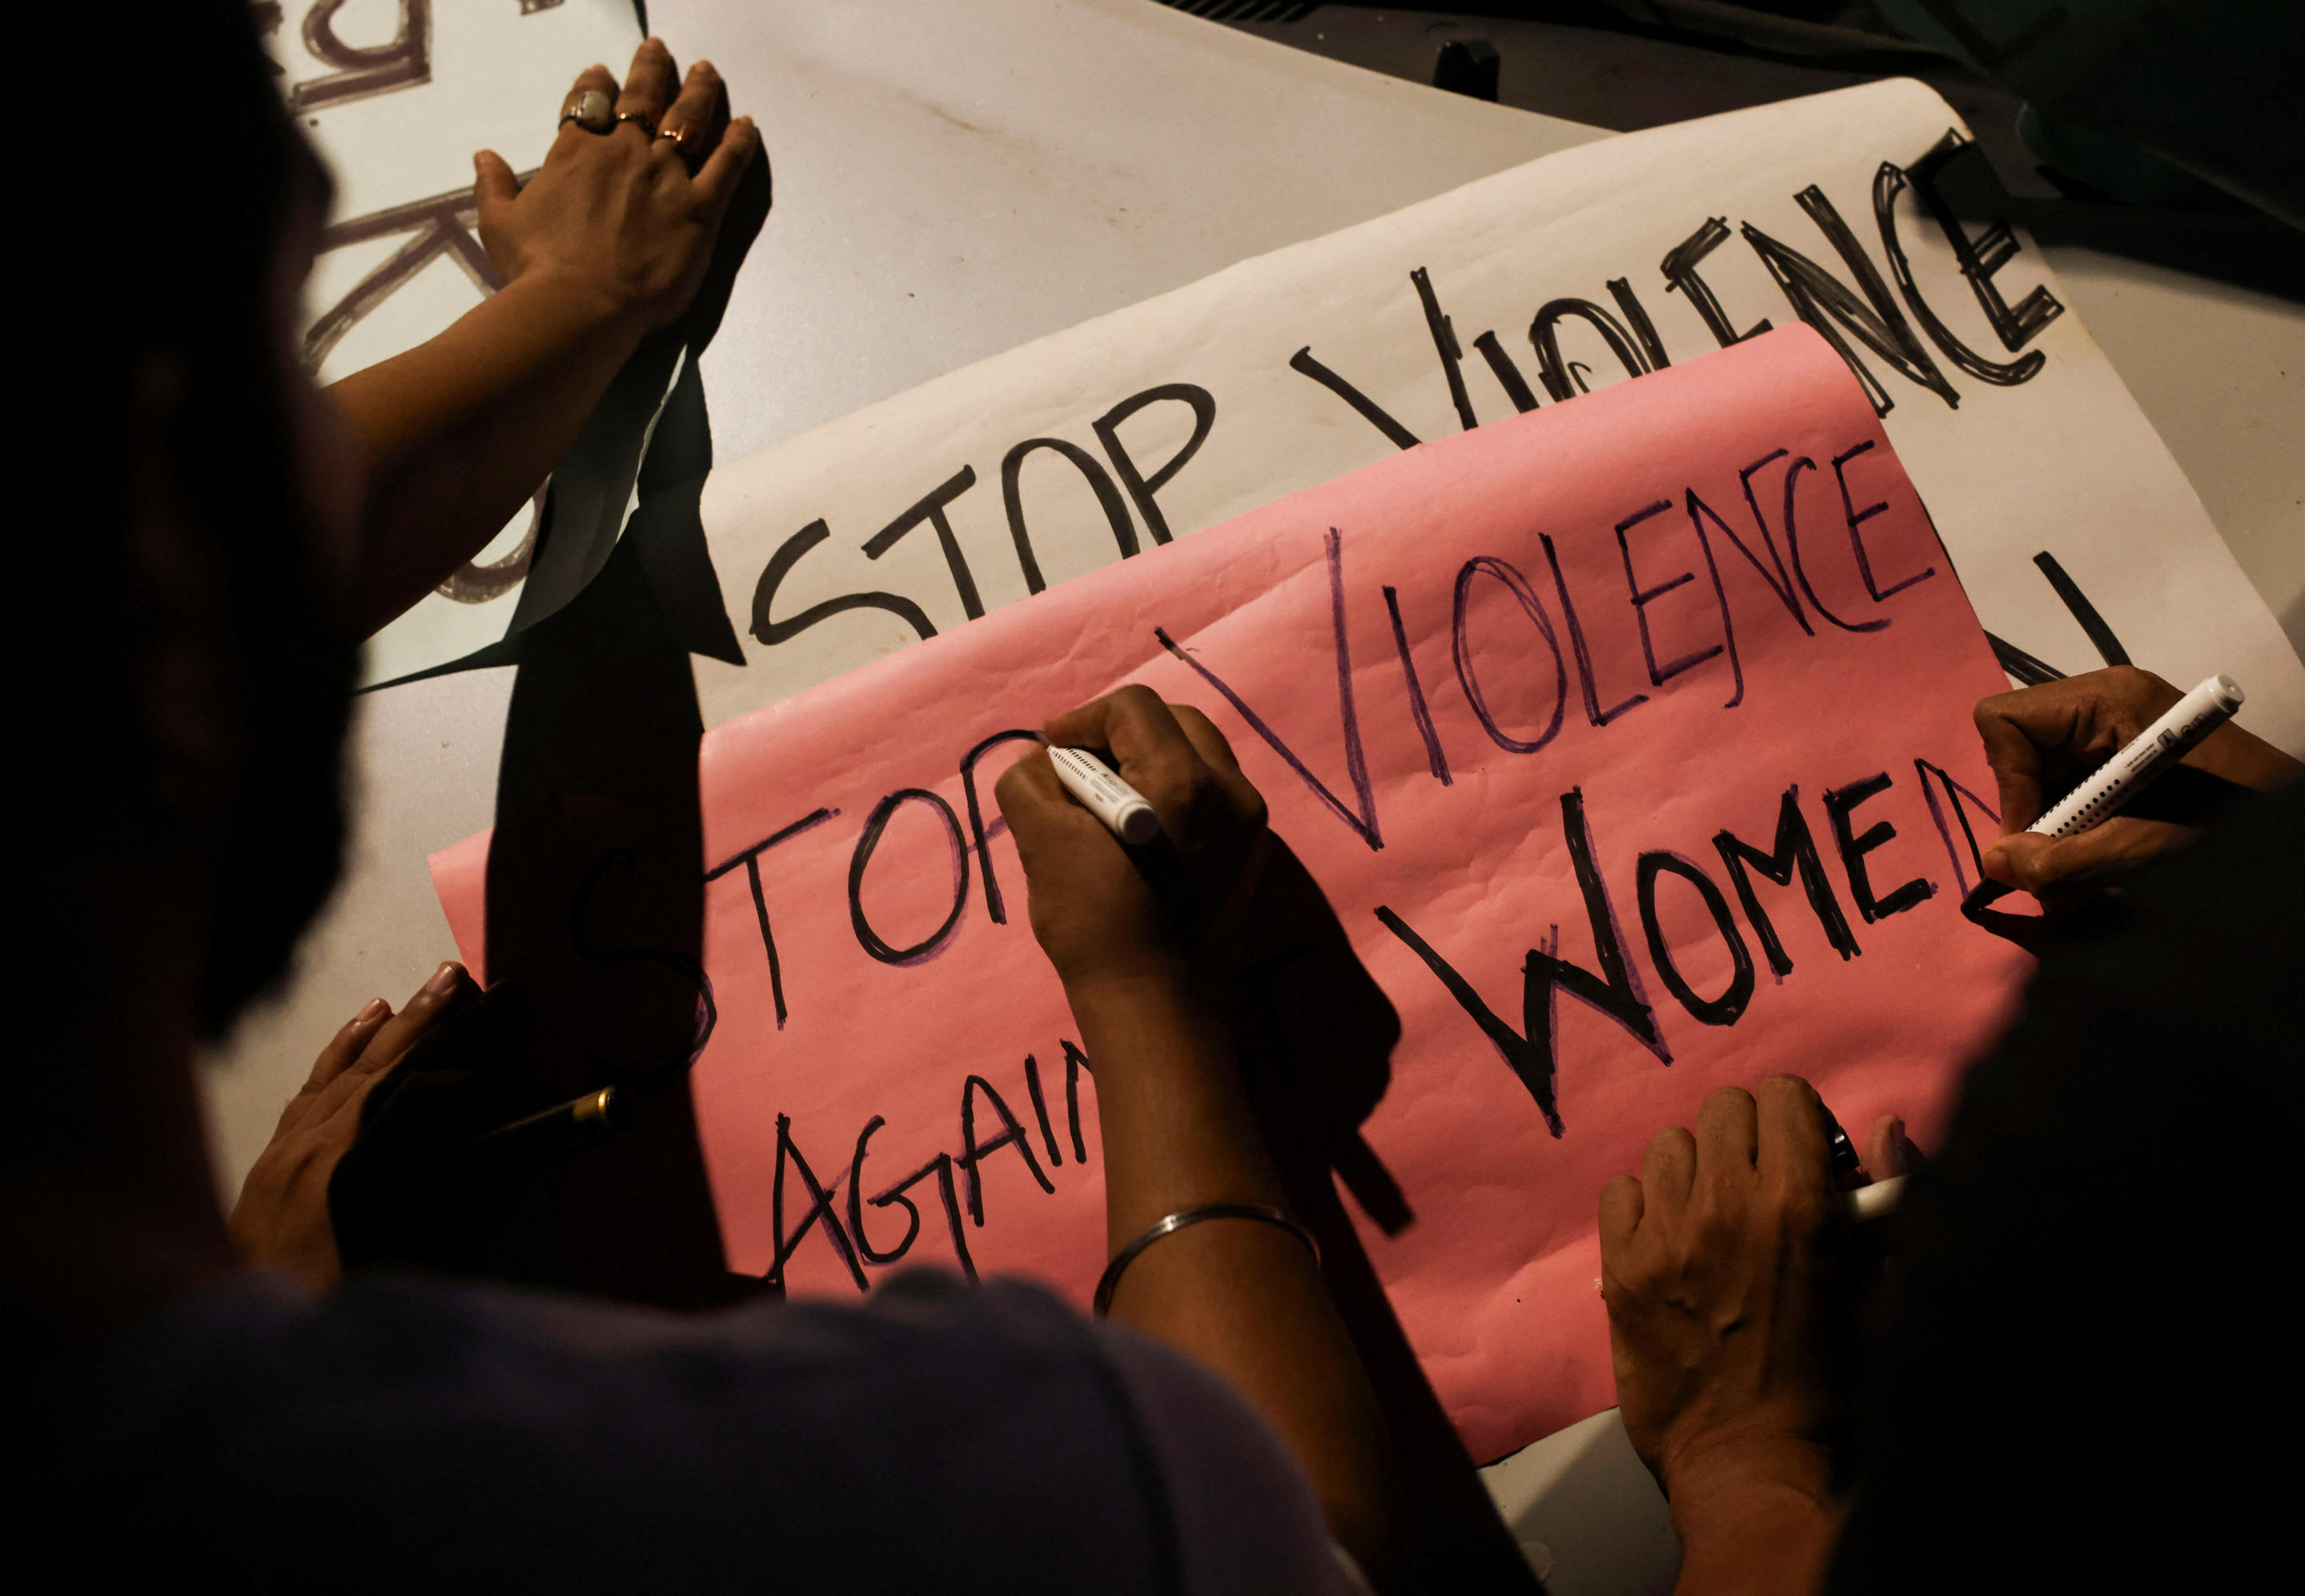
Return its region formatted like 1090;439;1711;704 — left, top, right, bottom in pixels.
351;996;388;1027
421;961;463;998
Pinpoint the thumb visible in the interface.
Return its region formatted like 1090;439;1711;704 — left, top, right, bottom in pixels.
1982;820;2166;899
472;150;520;219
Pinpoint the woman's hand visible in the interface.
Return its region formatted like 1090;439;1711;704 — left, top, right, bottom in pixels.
1974;666;2299;899
1600;1076;1849;1594
994;685;1270;996
474;38;760;337
227;963;475;1293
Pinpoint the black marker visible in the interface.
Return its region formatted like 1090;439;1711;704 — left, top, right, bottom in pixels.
1821;1101;1909;1222
1818;1102;1862;1181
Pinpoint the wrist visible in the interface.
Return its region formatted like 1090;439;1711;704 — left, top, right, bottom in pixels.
1062;966;1211;1030
491;266;653;352
1661;1434;1839;1593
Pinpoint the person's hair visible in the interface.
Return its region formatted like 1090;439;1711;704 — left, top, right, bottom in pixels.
37;0;356;1037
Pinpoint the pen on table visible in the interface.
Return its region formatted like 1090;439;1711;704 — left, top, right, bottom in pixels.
1049;746;1163;844
1966;673;2245;910
470;1085;631;1165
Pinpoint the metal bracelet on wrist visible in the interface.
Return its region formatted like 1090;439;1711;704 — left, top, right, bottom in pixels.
1092;1202;1320;1317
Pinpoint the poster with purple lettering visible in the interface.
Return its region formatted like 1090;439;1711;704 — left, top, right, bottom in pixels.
432;325;2031;1459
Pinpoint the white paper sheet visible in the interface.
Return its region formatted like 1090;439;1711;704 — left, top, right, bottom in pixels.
693;78;2305;755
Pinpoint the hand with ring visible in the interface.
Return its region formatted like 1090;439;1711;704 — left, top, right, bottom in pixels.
481;38;761;337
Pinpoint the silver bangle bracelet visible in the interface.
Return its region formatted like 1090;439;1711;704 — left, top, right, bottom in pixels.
1092;1202;1320;1317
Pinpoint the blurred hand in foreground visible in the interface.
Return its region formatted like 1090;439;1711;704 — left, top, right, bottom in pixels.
227;963;476;1292
1600;1077;1909;1596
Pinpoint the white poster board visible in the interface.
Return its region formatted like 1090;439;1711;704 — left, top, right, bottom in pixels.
693;78;2305;754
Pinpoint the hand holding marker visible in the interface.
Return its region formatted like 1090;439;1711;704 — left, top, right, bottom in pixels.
1850;676;2248;1221
1050;745;1163;844
1970;673;2246;908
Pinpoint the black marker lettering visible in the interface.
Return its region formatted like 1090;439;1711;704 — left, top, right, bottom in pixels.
1023;1053;1063;1168
568;851;717;1078
1471;330;1540;413
751;519;937;647
1660;216;1773;350
1412;266;1480;431
1156;527;1383;850
1607;278;1673;370
1713;786;1861;976
1874;142;2052;387
1001;439;1138;593
1902;131;2062;355
958;1073;1055;1225
1742;186;1961;415
1616;498;1725;688
1386;584;1452;783
1912;756;2002;900
870;1150;978;1285
1723;450;1813;633
1451;555;1568;754
959;729;1042;925
1062;1039;1093;1164
1679;494;1748;710
1986;632;2066;686
2032;551;2131;668
1781;455;1886;634
768;1113;868;1291
1376;788;1669;1137
848;788;972;964
1092;383;1216;547
1833;439;1934;603
1529;299;1652;402
849;1115;921;1265
703;807;841;1027
1541;532;1651;726
861;466;986;620
1824;772;1936;922
1636;852;1755;1026
1290;347;1420;451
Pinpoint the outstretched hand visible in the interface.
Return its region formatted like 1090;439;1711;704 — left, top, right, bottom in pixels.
474;38;761;338
227;963;477;1292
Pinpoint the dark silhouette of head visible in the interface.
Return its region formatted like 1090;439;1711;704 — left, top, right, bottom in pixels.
32;1;360;1041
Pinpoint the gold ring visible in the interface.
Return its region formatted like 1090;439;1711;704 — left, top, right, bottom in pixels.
616;110;655;135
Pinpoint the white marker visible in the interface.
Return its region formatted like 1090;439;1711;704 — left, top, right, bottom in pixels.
1049;746;1162;844
2029;674;2244;839
1847;1174;1905;1222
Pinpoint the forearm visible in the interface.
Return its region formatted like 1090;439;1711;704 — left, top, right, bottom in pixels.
328;271;646;635
1073;975;1405;1588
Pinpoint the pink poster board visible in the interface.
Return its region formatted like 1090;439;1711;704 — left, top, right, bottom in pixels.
432;326;2030;1460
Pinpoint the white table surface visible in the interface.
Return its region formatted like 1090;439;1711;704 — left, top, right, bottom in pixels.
203;6;2301;1592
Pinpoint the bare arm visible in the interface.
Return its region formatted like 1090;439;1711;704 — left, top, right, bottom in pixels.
996;688;1406;1590
328;38;759;636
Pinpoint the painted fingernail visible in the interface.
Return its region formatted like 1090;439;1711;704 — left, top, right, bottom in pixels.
421;961;463;998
